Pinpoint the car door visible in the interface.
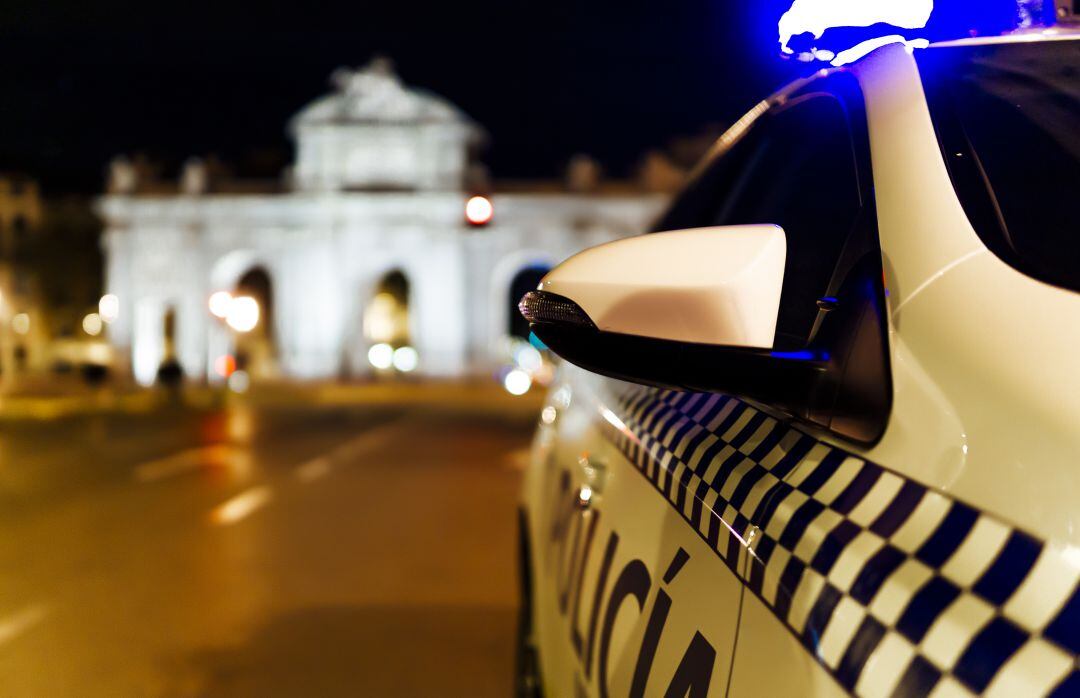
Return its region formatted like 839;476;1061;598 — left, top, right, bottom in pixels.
523;72;875;697
525;363;747;698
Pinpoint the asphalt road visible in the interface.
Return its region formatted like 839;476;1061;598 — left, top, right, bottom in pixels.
0;398;534;696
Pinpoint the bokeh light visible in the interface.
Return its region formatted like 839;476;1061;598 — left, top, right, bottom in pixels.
82;312;104;337
12;313;30;335
214;354;237;377
503;368;532;396
514;343;543;373
99;294;120;323
392;346;419;372
228;369;250;393
368;342;394;370
465;195;494;225
208;291;232;319
225;296;259;332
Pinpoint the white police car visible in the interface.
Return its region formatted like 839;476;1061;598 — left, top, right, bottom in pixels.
516;4;1080;697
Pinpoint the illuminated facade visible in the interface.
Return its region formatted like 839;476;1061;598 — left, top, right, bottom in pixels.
0;175;47;379
97;59;666;384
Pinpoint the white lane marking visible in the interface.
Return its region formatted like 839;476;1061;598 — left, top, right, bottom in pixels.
293;418;409;484
210;486;272;525
135;444;242;483
330;418;408;460
0;603;48;646
295;456;332;483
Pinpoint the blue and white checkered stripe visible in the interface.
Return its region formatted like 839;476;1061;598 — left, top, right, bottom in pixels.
600;386;1080;697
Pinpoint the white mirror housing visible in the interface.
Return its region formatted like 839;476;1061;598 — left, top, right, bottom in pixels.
535;225;786;349
520;222;893;445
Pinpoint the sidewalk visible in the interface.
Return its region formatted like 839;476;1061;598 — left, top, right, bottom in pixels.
0;386;219;421
0;379;545;422
251;379;545;416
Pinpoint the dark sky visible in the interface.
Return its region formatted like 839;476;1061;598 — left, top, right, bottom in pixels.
0;0;799;194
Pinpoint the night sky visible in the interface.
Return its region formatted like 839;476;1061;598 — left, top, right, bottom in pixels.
0;0;800;195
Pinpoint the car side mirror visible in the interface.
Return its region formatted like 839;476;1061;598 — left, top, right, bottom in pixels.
522;225;786;349
520;223;813;409
519;224;892;445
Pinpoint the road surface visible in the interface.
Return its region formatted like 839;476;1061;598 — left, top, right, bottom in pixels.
0;396;535;696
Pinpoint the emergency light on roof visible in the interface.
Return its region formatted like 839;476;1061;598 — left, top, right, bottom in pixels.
778;0;933;55
778;0;1065;67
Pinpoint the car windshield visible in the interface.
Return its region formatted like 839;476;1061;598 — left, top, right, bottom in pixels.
918;39;1080;293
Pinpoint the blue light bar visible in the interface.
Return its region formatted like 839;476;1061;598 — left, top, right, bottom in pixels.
779;0;934;55
777;0;1061;66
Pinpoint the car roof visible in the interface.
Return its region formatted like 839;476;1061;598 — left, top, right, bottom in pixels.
930;25;1080;48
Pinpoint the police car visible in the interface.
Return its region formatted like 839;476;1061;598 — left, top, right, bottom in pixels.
516;3;1080;696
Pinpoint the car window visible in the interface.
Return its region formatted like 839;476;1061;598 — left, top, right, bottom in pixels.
655;88;864;349
918;40;1080;293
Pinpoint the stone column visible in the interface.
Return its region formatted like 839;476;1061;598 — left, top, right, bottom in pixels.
410;237;468;377
275;241;347;379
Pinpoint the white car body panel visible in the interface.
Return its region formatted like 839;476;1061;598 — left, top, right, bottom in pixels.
852;44;1080;548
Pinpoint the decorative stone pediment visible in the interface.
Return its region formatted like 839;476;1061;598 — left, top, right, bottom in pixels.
293;57;467;127
289;57;480;192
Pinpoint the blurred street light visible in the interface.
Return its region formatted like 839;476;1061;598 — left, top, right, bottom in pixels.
83;312;104;337
392;346;418;372
503;368;532;396
225;296;259;332
368;342;393;370
465;195;494;226
12;313;29;335
209;291;232;319
514;343;543;373
99;294;120;323
214;354;236;377
228;370;250;393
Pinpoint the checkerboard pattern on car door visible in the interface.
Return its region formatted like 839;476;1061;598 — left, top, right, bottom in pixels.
598;386;1079;697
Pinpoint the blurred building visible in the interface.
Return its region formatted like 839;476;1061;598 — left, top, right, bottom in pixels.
0;175;46;378
98;58;667;384
0;179;109;385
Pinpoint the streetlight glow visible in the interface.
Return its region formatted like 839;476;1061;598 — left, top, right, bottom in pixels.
228;370;250;393
214;354;236;377
12;313;30;336
503;369;532;396
368;343;394;370
83;313;104;337
209;291;233;319
99;294;120;323
465;195;494;226
225;296;259;332
392;346;419;372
